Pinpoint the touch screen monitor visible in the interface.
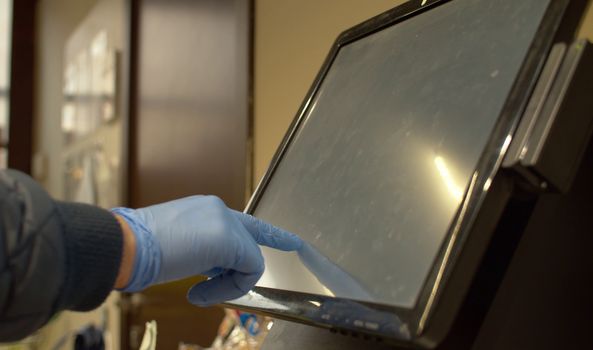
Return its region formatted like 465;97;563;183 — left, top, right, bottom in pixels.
228;0;563;345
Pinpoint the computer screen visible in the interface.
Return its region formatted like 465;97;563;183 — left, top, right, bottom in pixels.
252;0;550;308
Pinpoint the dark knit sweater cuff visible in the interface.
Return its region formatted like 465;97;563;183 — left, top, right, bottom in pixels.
54;201;123;312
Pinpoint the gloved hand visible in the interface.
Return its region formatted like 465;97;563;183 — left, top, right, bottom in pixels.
111;195;302;306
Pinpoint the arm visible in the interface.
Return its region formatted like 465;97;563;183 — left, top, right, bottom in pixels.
0;170;124;342
0;170;301;341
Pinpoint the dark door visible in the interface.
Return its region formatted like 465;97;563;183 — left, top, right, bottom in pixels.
125;0;252;348
131;0;251;209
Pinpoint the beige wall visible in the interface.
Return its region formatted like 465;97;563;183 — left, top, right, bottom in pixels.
35;0;127;206
253;0;405;186
580;1;593;39
34;0;98;197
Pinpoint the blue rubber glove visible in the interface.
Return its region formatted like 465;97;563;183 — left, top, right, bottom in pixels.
111;195;302;306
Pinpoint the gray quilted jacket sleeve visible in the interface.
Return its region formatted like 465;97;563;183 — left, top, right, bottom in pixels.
0;169;123;341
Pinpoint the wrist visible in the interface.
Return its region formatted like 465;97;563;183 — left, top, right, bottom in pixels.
114;214;136;289
110;207;162;292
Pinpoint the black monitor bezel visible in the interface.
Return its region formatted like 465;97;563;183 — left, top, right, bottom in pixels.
226;0;578;346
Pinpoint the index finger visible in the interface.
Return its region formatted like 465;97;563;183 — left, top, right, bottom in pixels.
232;210;303;251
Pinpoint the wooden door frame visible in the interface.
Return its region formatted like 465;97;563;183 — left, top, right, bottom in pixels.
7;0;36;173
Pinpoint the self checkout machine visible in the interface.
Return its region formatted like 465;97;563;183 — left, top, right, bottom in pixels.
226;0;593;349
